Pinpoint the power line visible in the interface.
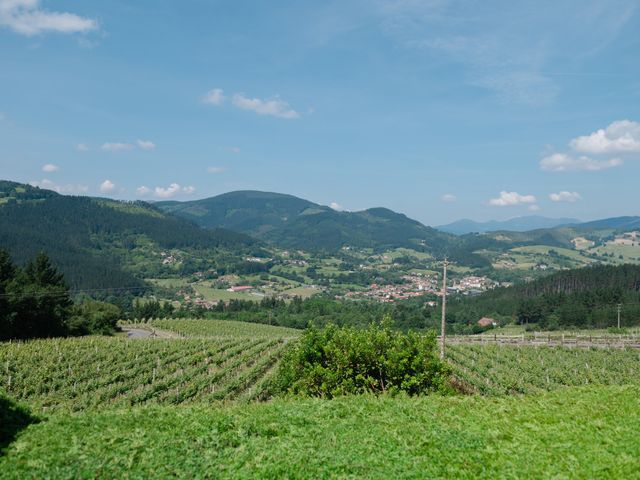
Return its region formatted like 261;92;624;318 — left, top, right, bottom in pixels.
0;285;149;300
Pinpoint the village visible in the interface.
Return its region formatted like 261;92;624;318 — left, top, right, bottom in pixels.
340;273;495;303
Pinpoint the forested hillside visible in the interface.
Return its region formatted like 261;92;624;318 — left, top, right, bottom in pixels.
0;181;254;291
448;264;640;329
157;190;496;267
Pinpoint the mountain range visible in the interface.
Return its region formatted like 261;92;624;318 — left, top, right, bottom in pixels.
1;180;639;291
437;216;581;235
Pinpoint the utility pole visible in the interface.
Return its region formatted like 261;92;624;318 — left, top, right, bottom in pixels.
617;304;622;329
440;257;448;360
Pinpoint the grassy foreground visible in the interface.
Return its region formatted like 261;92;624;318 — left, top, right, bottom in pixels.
2;386;639;478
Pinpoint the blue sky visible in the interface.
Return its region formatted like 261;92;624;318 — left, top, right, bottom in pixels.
1;0;639;225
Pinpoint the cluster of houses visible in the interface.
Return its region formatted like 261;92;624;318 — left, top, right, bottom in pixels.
340;273;495;303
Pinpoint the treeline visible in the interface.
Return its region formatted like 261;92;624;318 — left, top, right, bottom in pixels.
0;250;122;340
447;264;640;329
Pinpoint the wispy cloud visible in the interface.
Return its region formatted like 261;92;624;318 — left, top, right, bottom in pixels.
41;163;59;173
136;139;156;151
549;191;581;202
202;88;225;106
204;87;300;119
29;178;88;194
76;143;89;152
488;191;536;207
100;140;156;152
540;153;622;172
440;193;456;203
207;166;227;174
232;93;300;119
330;202;346;211
101;142;134;152
0;0;98;36
372;0;637;106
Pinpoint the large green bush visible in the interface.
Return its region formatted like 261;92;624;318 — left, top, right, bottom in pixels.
273;317;450;397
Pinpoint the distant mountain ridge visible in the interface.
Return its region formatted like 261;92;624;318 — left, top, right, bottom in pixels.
437;216;581;235
157;190;460;255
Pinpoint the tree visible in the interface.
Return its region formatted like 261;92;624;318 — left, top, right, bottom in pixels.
68;300;122;335
2;252;72;340
0;250;17;339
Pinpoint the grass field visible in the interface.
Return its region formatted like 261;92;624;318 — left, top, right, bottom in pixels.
2;386;639;478
193;284;261;302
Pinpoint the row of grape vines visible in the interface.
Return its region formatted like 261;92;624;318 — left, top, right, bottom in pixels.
0;336;290;412
447;344;640;395
148;319;301;338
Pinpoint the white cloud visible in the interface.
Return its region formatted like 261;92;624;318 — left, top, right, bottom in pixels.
528;204;541;212
540;153;622;172
41;163;58;172
569;120;640;155
489;191;536;207
229;146;241;154
136;186;151;196
330;202;345;211
101;142;134;152
440;194;456;203
207;166;227;174
232;93;299;119
0;0;97;36
150;183;195;199
136;139;156;151
154;183;181;198
76;143;89;152
29;178;88;195
99;179;115;194
549;191;582;203
203;88;225;106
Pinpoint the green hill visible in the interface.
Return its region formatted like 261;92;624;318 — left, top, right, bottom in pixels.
0;181;254;291
157;190;462;255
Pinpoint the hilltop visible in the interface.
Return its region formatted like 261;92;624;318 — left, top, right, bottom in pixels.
157;190;457;254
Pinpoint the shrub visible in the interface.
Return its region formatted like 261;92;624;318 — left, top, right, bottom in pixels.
273;316;450;398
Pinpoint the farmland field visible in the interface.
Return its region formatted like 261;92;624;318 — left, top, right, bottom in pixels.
2;386;639;478
448;344;640;395
0;325;294;413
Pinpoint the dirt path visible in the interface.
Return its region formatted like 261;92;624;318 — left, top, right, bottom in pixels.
121;326;182;339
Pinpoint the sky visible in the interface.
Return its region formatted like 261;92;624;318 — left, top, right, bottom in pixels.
1;0;639;226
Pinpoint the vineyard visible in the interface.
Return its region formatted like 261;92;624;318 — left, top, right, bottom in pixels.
148;318;301;338
448;344;640;395
0;334;290;413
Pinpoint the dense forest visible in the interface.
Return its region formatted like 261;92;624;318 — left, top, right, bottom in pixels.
0;181;254;291
0;250;123;340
